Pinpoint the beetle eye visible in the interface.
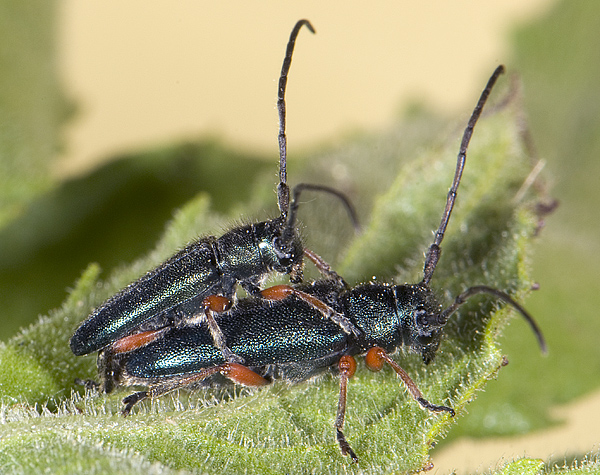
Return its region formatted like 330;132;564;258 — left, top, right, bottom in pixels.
414;307;429;328
272;237;294;267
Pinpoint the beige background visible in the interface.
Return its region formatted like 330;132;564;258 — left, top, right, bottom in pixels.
55;2;598;473
58;1;551;177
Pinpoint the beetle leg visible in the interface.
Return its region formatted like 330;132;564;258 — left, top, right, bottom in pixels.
303;248;348;288
260;284;361;337
335;355;358;462
121;362;269;416
183;295;244;364
201;295;244;364
365;347;455;416
121;390;148;416
97;328;171;393
106;297;228;359
111;329;168;354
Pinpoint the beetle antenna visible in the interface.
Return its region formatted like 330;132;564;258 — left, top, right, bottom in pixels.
277;19;316;217
422;65;505;285
279;183;361;249
438;285;547;353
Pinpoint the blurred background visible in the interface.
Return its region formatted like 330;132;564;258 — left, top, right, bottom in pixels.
56;1;550;177
1;0;599;473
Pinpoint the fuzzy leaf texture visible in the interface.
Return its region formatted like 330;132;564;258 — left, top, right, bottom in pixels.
5;0;600;472
1;97;546;474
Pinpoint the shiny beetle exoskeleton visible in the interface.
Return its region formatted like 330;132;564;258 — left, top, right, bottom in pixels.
85;61;546;462
70;20;360;364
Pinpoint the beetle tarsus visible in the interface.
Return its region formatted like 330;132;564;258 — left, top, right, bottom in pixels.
417;397;455;417
122;390;148;416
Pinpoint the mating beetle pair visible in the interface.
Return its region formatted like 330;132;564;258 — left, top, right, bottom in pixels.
71;20;546;463
70;20;359;365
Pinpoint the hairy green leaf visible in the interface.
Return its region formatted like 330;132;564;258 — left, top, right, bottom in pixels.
0;98;545;473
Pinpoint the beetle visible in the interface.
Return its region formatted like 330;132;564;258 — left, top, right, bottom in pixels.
70;20;360;363
86;64;546;462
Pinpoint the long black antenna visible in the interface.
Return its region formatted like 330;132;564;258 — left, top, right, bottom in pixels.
422;65;505;285
277;19;316;217
279;183;361;249
438;285;547;353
